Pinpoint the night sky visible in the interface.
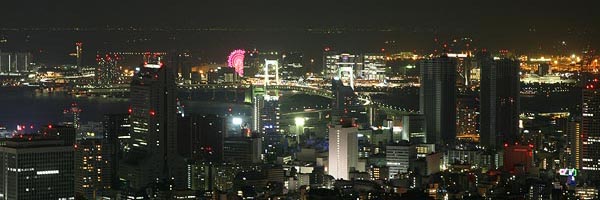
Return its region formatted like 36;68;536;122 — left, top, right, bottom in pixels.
1;0;599;64
2;0;598;31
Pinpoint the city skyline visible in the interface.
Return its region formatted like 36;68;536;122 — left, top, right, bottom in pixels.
1;1;600;199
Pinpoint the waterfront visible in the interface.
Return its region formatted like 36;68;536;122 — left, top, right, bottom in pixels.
0;87;252;130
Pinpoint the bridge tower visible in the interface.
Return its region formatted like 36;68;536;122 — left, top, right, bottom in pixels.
337;66;354;90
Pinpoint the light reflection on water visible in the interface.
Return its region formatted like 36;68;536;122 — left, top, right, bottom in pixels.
0;87;251;131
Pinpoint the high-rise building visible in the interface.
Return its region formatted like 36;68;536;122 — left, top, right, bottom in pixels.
0;138;74;200
328;120;358;180
177;114;226;162
566;119;581;169
103;113;129;189
386;142;416;178
120;54;185;190
581;79;600;179
401;114;426;144
223;136;262;164
260;95;280;134
168;52;193;82
419;56;457;145
323;51;362;88
281;51;304;78
331;78;363;123
41;124;77;146
75;138;111;199
480;57;520;150
360;53;387;81
538;63;550;76
95;54;120;86
456;93;479;142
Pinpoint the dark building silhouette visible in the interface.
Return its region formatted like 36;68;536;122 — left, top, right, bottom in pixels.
581;78;600;180
331;78;363;123
480;57;520;150
177;114;226;162
419;56;457;145
103;113;130;189
41;124;77;146
120;55;185;190
0;138;74;199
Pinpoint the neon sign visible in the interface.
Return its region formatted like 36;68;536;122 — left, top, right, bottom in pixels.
558;168;577;177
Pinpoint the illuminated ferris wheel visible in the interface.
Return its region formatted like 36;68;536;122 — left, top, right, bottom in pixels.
227;49;246;77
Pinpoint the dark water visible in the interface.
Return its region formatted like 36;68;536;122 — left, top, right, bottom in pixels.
0;87;251;130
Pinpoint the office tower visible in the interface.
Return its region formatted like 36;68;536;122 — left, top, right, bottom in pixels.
260;95;280;134
76;42;83;68
331;78;362;123
328;120;358;180
177;114;226;162
0;138;74;199
447;53;476;89
102;113;129;189
566;119;581;169
75;139;110;199
456;93;479;141
169;52;193;81
281;51;304;78
538;63;550;76
41;124;77;146
223;136;262;164
186;162;217;192
419;56;457;145
581;79;600;178
323;51;361;88
360;53;387;81
95;54;120;85
480;58;520;150
386;142;415;178
121;55;185;190
402;114;426;144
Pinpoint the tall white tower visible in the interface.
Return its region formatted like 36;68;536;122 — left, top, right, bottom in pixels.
328;123;358;180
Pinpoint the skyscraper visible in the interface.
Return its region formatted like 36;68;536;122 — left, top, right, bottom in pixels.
95;54;120;86
168;52;193;82
419;56;457;145
328;120;358;180
120;54;185;190
260;95;280;134
0;138;74;200
75;138;110;199
480;57;520;150
223;136;262;164
581;79;600;179
331;78;363;123
103;113;129;181
177;114;226;162
323;51;362;88
386;141;415;178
